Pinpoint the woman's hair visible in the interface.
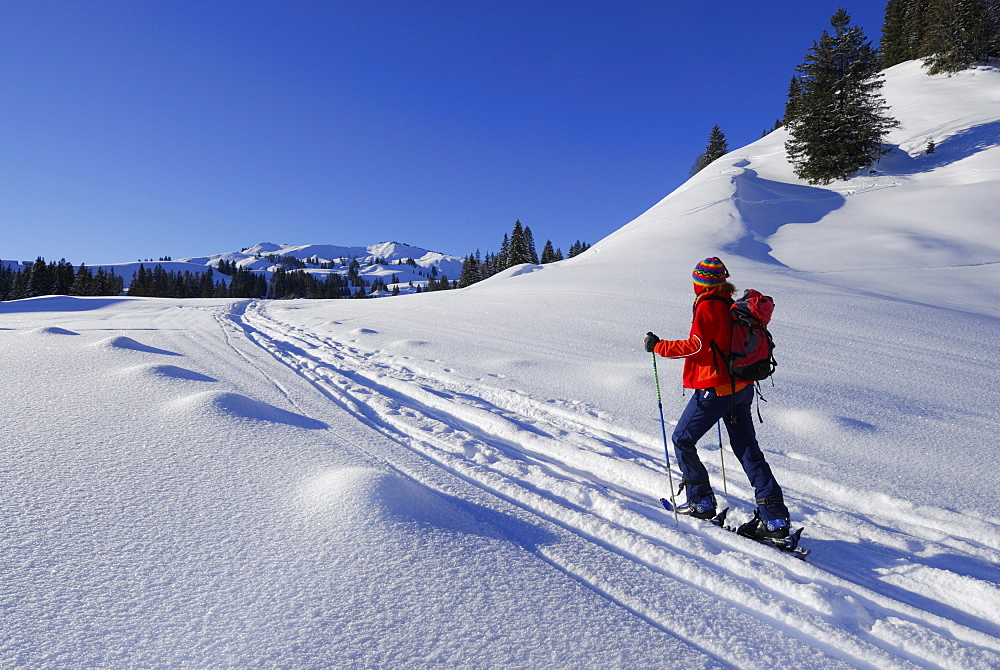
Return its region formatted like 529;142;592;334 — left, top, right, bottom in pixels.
710;281;737;298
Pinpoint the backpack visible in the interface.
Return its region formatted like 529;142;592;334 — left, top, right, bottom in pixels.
707;289;777;384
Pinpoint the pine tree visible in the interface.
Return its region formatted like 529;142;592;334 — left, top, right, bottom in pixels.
882;0;911;67
691;125;729;174
71;264;93;296
922;0;1000;74
27;257;53;297
458;254;482;288
11;268;28;300
94;268;112;296
785;9;898;184
541;240;557;264
524;226;539;264
507;220;533;267
199;267;215;297
784;76;803;125
53;259;75;295
496;234;510;271
568;240;590;258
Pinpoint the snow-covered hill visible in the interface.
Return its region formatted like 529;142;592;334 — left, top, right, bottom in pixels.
3;61;999;668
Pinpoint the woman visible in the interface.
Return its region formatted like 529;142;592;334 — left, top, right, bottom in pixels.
644;257;790;540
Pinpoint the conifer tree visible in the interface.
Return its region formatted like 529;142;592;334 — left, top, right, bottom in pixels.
785;9;897;184
921;0;999;74
496;234;510;271
882;0;913;67
54;260;75;295
541;240;557;264
882;0;936;68
691;125;729;175
11;268;28;300
27;257;53;297
458;254;482;288
784;76;803;125
568;240;591;258
0;265;13;301
95;268;112;296
71;264;93;296
902;0;935;59
524;226;539;264
507;220;533;267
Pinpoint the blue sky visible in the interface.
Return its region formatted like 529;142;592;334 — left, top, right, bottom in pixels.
1;1;887;264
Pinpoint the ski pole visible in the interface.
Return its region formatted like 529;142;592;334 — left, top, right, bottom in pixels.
651;351;679;525
717;420;728;497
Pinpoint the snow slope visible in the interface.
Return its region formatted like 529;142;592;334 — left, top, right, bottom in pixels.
3;61;1000;668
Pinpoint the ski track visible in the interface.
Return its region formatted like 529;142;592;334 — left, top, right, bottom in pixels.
221;299;998;669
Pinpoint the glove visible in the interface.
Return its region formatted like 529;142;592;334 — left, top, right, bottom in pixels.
644;332;660;353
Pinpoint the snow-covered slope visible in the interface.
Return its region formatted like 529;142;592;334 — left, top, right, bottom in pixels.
594;60;1000;315
3;61;999;668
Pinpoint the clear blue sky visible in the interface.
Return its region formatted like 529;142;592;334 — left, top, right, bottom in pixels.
1;1;887;264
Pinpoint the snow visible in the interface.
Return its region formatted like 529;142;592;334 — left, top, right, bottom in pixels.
3;61;1000;668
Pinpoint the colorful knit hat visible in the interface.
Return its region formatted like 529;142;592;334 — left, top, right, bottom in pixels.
692;257;729;289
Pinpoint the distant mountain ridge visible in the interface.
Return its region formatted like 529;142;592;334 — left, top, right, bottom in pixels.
179;241;464;276
2;241;465;297
158;241;465;296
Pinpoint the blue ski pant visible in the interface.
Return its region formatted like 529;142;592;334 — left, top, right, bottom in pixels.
671;385;788;521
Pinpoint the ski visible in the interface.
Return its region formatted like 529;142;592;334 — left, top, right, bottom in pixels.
660;498;811;559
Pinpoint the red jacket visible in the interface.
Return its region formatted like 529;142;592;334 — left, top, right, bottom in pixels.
653;287;748;395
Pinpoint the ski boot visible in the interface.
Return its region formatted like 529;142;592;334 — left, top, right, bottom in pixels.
675;494;717;520
736;509;790;540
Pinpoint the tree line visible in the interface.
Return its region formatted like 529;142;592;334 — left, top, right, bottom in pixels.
128;264;377;300
1;257;124;301
0;258;391;302
691;1;998;186
126;264;265;298
1;250;537;302
882;0;999;73
456;220;590;289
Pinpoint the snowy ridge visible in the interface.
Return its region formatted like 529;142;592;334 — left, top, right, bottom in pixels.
189;240;464;275
84;240;465;293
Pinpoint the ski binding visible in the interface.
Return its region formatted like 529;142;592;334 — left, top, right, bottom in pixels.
660;498;811;559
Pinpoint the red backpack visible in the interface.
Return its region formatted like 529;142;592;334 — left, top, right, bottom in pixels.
708;289;777;384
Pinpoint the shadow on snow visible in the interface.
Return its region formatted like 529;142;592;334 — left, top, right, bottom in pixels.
726;162;846;265
879;120;1000;175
